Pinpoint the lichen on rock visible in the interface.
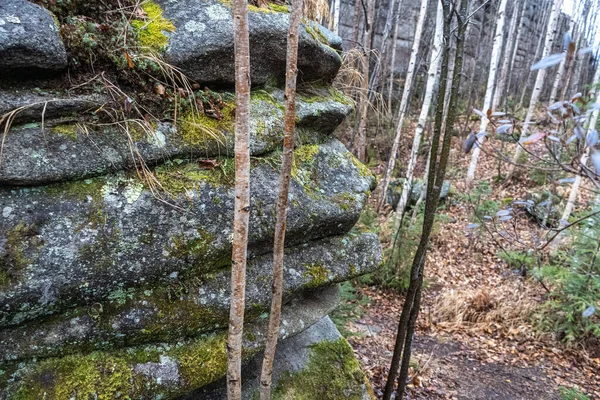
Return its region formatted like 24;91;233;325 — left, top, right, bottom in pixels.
0;0;379;397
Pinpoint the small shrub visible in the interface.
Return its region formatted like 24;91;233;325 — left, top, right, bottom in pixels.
533;211;600;343
560;387;590;400
497;250;537;272
330;281;370;338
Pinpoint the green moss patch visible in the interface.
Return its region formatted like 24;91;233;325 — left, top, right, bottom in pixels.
272;338;367;399
154;158;235;197
303;263;329;289
305;24;328;46
14;353;133;400
131;1;176;51
346;153;373;179
51;123;79;140
179;108;232;148
0;223;43;289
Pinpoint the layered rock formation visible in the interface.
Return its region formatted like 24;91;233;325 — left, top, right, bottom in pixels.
0;0;381;398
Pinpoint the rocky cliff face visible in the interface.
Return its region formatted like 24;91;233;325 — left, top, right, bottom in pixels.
0;0;381;398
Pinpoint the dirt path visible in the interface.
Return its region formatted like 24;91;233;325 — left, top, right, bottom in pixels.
411;336;558;400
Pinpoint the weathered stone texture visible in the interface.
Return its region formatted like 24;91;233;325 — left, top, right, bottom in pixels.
0;1;380;398
0;0;68;74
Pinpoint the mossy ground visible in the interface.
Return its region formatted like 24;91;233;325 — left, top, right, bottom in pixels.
272;338;367;399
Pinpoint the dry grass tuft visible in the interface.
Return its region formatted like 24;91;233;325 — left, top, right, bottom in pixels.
431;280;538;331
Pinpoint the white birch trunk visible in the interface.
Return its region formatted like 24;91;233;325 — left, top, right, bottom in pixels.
387;4;402;112
494;1;520;110
466;0;508;185
354;0;376;161
378;0;429;210
549;18;575;103
393;1;443;224
507;0;564;180
330;0;340;34
506;0;528;97
560;66;600;226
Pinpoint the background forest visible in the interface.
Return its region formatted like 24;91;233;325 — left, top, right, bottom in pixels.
325;0;600;398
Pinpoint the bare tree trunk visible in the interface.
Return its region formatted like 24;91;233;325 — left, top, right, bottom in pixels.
506;0;528;98
378;0;429;210
372;0;402;97
352;0;361;48
258;0;303;397
569;1;592;95
507;0;564;180
330;0;340;34
354;0;376;161
494;1;521;109
559;65;600;228
227;0;252;397
549;18;575;103
466;0;508;186
394;1;443;225
383;1;469;397
387;6;402;112
519;1;552;108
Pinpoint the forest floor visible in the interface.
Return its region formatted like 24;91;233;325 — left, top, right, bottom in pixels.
336;130;600;399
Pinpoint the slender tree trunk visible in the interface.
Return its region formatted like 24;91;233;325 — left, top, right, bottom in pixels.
258;0;303;397
466;0;508;186
378;0;429;210
384;2;469;398
549;18;575;103
569;1;592;95
354;0;376;161
559;65;600;228
352;0;361;48
330;0;340;34
387;7;402;112
506;0;528;98
227;0;251;397
384;0;450;396
397;1;468;393
494;1;521;109
507;0;564;180
394;1;443;225
519;1;552;108
372;0;401;96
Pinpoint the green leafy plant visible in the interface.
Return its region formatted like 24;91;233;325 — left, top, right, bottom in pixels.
497;250;537;272
560;387;590;400
533;210;600;343
330;281;370;338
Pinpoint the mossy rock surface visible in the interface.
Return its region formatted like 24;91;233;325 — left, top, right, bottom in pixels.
0;89;351;186
183;316;374;400
1;287;341;400
0;139;373;328
156;0;342;88
0;232;381;363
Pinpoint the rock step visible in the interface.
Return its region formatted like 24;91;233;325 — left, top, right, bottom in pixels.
0;139;374;327
0;88;352;185
0;231;381;364
0;286;342;400
159;0;342;87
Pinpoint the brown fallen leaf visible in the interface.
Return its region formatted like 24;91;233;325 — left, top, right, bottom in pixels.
198;159;220;170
